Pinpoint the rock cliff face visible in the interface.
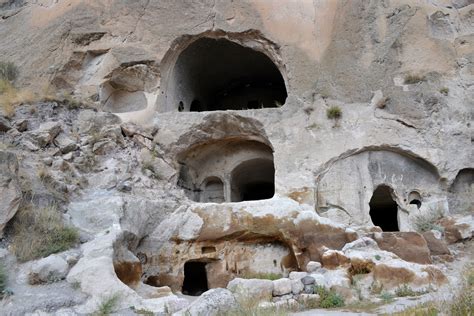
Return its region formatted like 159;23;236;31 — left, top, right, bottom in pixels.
0;0;473;315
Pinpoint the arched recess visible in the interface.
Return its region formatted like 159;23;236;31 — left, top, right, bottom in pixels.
177;139;275;203
448;168;473;215
369;185;399;231
230;158;275;202
159;31;287;112
315;147;442;228
200;177;225;203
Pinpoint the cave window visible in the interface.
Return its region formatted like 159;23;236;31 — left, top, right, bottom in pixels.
168;37;287;112
369;185;399;232
408;191;422;209
178;101;184;112
201;177;225;203
231;158;275;202
182;261;208;296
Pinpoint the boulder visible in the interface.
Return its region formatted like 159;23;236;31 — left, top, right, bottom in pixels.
321;250;350;269
438;216;474;244
272;278;292;296
121;122;153;139
342;237;379;251
178;288;237;316
373;259;447;290
28;121;62;147
54;133;78;154
422;231;450;255
291;279;304;294
28;254;69;284
0;116;11;132
0;151;21;237
323;269;351;288
289;271;307;280
374;232;432;264
306;261;321;273
227;278;273;302
301;275;315;285
92;139;116;155
76;110;121;134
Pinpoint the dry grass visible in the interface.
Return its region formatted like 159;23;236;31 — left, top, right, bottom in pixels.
239;272;282;280
404;74;425;85
11;204;79;262
223;295;288;316
326;106;342;119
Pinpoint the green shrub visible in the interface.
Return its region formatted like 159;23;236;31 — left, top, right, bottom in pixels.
0;62;18;82
240;272;282;281
413;211;444;233
395;284;427;297
326;106;342;119
439;87;449;96
94;293;120;316
11;204;79;262
380;291;394;303
314;285;345;308
404;74;425;84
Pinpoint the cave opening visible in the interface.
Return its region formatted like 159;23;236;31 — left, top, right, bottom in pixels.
182;261;209;296
231;158;275;202
168;37;287;112
369;185;399;232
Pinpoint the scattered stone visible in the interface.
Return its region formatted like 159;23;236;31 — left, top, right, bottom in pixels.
303;284;314;294
342;237;379;251
272;278;292;296
92;139;116;155
132;134;153;150
27;121;62;147
438;215;474;244
289;271;307;280
306;261;321;273
77;110;121;134
54;133;78;154
42;157;53;166
179;288;237;316
374;232;432;264
14;119;28;132
121;122;153;139
321;250;350;269
423;231;450;255
63;152;73;161
0;116;12;132
301;275;315;285
28;254;69;284
0;151;21;237
291;279;304;294
227;278;273;302
117;180;132;192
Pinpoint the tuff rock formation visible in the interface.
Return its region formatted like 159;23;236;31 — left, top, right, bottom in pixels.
0;0;473;315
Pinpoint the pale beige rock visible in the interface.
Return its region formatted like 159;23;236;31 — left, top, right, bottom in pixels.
0;151;21;237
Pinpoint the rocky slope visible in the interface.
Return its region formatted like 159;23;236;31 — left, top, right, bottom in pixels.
0;0;473;315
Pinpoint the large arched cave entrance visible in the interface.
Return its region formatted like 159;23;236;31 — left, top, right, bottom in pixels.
166;37;287;112
369;185;399;232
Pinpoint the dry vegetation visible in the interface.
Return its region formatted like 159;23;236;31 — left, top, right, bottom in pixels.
11;204;79;262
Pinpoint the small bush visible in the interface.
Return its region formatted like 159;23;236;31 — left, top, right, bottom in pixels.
11;204;79;262
94;293;120;316
413;210;444;233
0;62;18;82
395;284;427;297
314;285;345;308
240;272;282;281
380;291;394;303
224;294;288;316
326;106;342;119
404;74;425;84
439;87;449;96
